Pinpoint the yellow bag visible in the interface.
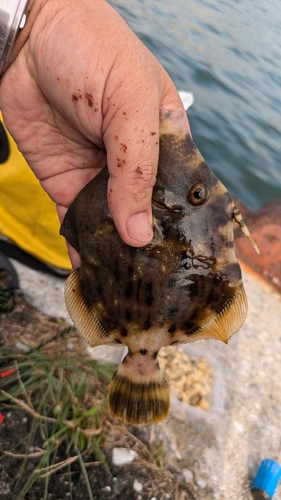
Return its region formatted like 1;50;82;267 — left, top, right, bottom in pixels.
0;113;71;271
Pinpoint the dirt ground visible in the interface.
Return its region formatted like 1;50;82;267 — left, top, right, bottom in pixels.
0;289;197;500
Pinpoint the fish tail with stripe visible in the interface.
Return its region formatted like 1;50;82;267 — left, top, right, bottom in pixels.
108;353;170;425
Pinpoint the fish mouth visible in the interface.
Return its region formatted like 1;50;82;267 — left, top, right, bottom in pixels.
190;283;248;344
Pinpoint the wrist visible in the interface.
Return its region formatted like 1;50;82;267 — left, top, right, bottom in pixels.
0;0;47;77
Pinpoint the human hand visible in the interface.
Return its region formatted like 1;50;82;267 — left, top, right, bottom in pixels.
0;0;190;267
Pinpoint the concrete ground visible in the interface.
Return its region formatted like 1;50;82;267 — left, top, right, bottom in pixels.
10;258;281;500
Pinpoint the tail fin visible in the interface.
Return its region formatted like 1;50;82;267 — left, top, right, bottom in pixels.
108;361;170;425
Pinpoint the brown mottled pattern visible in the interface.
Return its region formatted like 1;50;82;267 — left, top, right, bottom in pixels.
61;132;242;344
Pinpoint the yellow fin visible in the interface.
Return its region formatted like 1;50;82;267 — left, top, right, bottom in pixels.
64;268;117;347
108;361;170;425
185;283;248;344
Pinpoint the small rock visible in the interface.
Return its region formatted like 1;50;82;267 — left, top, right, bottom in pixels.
15;341;30;353
233;419;244;434
195;474;206;489
102;486;111;492
133;480;143;493
112;447;137;466
182;468;193;483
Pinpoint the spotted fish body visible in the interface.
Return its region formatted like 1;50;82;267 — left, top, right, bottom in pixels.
61;109;249;425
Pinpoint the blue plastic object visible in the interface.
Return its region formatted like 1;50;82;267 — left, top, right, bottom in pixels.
251;459;281;499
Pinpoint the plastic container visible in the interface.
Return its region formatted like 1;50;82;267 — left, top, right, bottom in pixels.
251;459;281;499
168;343;225;422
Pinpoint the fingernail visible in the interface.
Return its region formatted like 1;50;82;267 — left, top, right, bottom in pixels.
126;212;153;242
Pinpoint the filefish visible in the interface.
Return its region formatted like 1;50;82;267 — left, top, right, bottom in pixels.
60;108;257;426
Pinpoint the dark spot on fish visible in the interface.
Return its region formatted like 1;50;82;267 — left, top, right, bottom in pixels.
82;222;91;232
184;320;197;333
168;324;176;334
125;281;134;299
127;265;134;276
140;349;147;355
125;309;132;322
143;316;151;330
169;306;178;319
121;327;128;337
113;259;120;281
85;93;93;107
145;282;153;306
136;278;142;301
161;221;172;240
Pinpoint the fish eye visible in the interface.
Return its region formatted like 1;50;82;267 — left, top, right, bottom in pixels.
187;183;209;206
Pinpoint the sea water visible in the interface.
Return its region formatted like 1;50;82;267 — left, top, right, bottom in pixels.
110;0;281;211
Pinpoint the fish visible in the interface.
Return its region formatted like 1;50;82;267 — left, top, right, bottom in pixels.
60;108;257;426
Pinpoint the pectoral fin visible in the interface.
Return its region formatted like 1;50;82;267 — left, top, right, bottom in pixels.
64;268;117;347
184;283;248;344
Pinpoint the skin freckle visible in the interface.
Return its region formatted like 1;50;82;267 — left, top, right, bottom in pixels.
135;166;143;175
114;135;118;140
85;93;93;107
151;132;156;136
120;143;127;153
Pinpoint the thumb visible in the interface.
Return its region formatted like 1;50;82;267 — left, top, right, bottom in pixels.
106;116;158;247
104;92;186;247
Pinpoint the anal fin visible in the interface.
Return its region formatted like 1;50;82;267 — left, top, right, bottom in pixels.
64;268;117;347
